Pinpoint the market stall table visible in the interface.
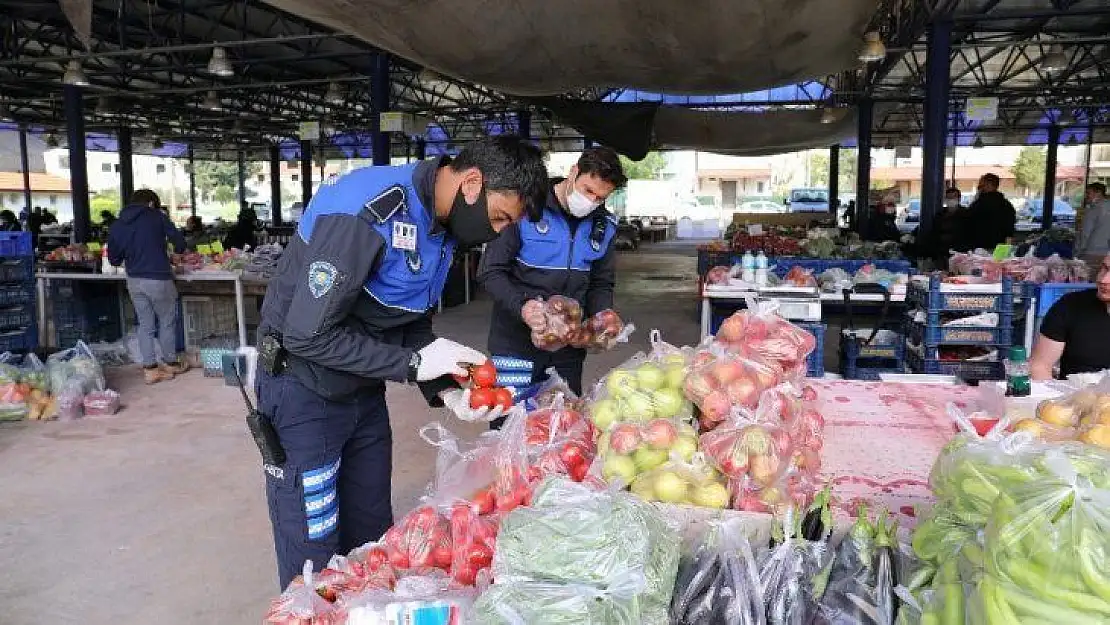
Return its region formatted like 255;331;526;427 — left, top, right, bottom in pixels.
699;285;908;339
36;271;250;349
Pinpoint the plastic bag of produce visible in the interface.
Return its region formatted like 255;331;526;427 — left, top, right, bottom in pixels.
700;412;793;485
759;509;828;625
670;516;767;625
343;572;477;625
815;507;899;625
522;295;582;351
685;344;783;431
265;561;347;625
47;340;105;395
471;577;643;625
714;301;817;378
0;380;27;421
706;265;733;285
519;367;583;412
978;447;1110;624
627;452;729;508
927;432;1043;529
418;422;501;513
525;396;597;484
19;353;48;391
587;332;692;431
595;417;698;489
492;477;680;623
490;405;537;514
577;308;634;352
83;389;120;416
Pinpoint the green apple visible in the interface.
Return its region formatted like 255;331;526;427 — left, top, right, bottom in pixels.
606;369;638;398
635;363;665;390
622;393;655;422
633;447;669;473
663;363;687;390
590;398;620;430
602;455;637;484
630;476;656;500
652;387;685;418
672;436;698;462
653;471;689;503
691;482;730;508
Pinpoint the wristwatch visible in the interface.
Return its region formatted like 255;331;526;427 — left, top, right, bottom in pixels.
407;351;422;382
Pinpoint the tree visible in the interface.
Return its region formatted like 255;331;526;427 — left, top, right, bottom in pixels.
619;152;666;180
191;160;263;206
803;149;858;196
90;190;121;222
1011;146;1046;195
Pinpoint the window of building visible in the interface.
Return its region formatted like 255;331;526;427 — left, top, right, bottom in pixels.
8;194;17;204
156;164;166;174
101;163;112;172
291;174;300;182
756;181;766;194
49;195;57;205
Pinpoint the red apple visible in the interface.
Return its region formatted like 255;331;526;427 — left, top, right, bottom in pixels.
701;390;731;423
609;423;643;454
801;385;818;402
712;361;745;386
643;419;679;449
684;372;716;402
725;377;760;407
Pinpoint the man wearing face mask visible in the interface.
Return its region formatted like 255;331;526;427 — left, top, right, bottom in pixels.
477;147;627;423
917;187;969;270
253;136;548;588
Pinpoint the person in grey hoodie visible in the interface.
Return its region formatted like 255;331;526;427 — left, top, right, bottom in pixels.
107;189;190;384
1078;182;1110;268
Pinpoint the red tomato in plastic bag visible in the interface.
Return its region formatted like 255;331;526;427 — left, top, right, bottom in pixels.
472;362;497;388
470;388;495;409
493;387;513;410
364;546;390;571
466;542;494;569
471;486;496;515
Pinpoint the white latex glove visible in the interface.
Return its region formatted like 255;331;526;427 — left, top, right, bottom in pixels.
441;388;505;423
415;338;486;382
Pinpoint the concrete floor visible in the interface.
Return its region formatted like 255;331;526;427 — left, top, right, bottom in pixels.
0;243;708;625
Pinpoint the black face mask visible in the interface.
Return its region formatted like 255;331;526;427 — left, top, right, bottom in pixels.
446;186;498;249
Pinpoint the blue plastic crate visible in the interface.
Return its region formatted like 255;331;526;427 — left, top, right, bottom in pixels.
0;257;33;283
0;232;32;258
905;348;1005;380
0;304;33;329
905;316;1013;347
841;362;905;380
0;284;33;307
908;275;1013;313
840;330;905;360
796;321;825;377
698;249;736;276
0;326;36;353
1024;282;1095;318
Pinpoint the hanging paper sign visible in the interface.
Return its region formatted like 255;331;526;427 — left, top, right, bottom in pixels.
746;224;764;236
380;112;405;133
299;121;320;141
992;244;1012;261
966;97;998;122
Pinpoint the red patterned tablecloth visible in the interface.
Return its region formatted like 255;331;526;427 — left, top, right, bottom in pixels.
807;380;984;527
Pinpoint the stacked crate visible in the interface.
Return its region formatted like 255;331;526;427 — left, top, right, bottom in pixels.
840;330;906;380
50;279;124;347
905;275;1013;380
0;233;37;352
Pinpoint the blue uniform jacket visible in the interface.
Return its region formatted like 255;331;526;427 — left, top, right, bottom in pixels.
258;158;458;403
477;180;617;358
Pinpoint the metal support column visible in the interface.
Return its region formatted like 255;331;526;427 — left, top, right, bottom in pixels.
64;85;91;243
1042;124;1060;230
18;125;31;214
516;110;532;140
855;99;873;236
269;145;283;226
118;126;134;202
188;145;197;217
921;19;952;239
237;150;248;210
370;53;391;166
414;138;426;161
300;140;313;207
829;144;840;213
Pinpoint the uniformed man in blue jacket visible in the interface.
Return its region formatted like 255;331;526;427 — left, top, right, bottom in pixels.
254;136;547;588
477;146;627;411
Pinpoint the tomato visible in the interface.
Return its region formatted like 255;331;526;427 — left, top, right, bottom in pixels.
432;543;454;569
568;461;589;482
559;442;589;471
466;542;493;569
493;387;513;410
470;388;495;409
364;546;390;571
388;549;410;569
471;486;495;515
453;563;478;586
472;361;498;389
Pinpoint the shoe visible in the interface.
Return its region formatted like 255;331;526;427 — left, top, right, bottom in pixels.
144;366;174;385
162;358;191;376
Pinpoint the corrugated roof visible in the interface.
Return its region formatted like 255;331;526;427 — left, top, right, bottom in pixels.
0;172;73;193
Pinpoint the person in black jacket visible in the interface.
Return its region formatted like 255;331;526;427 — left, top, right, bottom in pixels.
477;147;627;421
918;187;970;269
965;173;1016;251
0;210;20;232
223;206;259;250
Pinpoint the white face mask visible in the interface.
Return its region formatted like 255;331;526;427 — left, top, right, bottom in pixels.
565;176;600;218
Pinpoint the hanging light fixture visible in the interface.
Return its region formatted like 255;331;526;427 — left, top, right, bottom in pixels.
819;107;841;124
45;132;59;148
62;60;90;86
202;90;223;111
1041;45;1067;73
858;32;886;63
973;136;984;149
207;46;234;77
324;82;345;105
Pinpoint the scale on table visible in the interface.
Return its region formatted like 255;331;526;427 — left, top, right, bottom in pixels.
756;286;822;321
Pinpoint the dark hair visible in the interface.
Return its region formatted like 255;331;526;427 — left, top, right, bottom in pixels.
130;189;161;207
1088;182;1107;195
451;135;548;221
575;146;627;189
980;173;1000;187
0;210;15;223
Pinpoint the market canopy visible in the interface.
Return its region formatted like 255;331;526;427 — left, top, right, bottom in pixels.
260;0;881;96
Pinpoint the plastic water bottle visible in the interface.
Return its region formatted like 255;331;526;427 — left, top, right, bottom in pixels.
1005;346;1030;397
741;250;756;284
755;251;769;287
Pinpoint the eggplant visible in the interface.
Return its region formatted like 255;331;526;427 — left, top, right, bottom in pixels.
873;512;896;625
801;486;833;542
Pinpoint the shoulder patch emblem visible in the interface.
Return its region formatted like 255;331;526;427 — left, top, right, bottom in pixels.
535;219;550;234
363;185;406;223
308;261;338;298
404;250;423;273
